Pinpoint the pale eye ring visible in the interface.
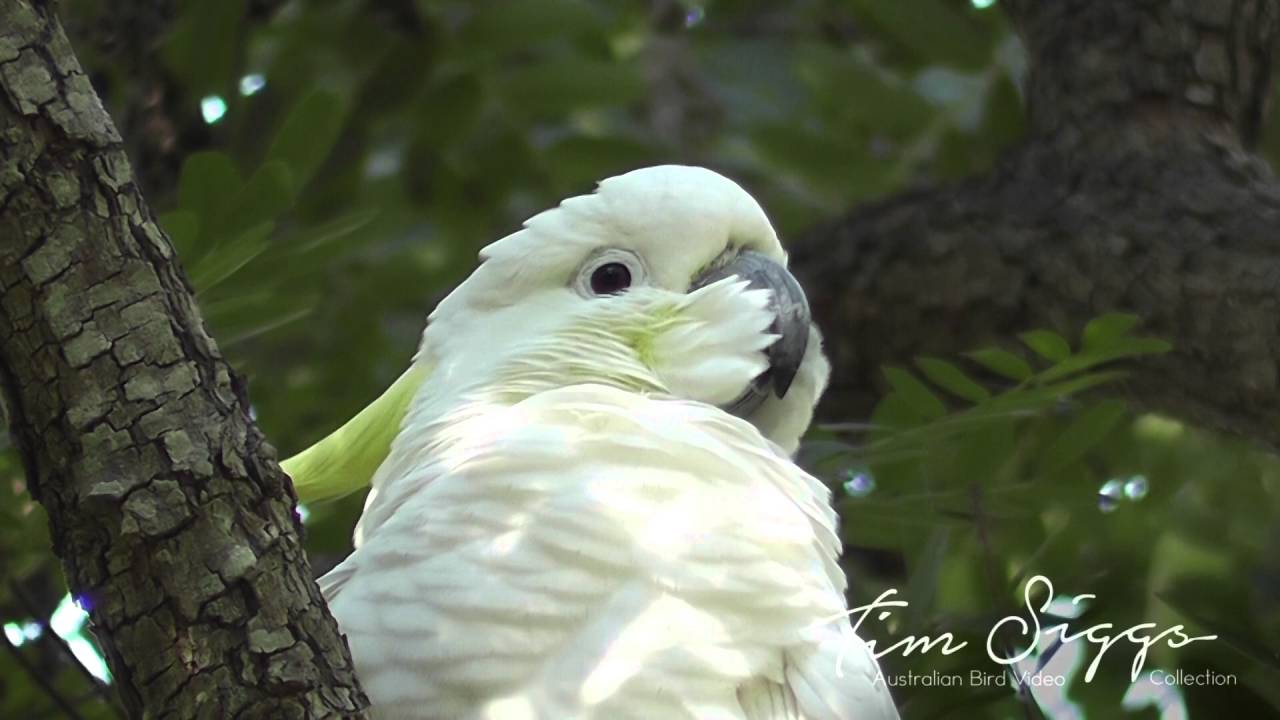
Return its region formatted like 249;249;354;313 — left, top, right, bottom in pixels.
574;249;647;297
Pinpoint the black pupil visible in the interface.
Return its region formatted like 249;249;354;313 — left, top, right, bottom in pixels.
590;262;632;295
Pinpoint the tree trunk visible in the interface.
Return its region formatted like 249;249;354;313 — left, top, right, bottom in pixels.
0;2;369;717
795;0;1280;449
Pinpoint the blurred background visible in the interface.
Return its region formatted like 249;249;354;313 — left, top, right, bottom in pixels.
1;0;1278;718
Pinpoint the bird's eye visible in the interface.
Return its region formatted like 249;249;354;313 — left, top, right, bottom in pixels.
574;249;647;298
590;262;632;295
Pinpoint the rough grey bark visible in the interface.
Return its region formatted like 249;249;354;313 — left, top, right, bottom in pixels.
0;2;370;717
794;0;1280;448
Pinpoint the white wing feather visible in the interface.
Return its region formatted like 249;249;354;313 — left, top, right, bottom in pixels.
324;384;897;720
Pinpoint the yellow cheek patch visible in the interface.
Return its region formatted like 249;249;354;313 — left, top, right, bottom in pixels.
620;305;682;371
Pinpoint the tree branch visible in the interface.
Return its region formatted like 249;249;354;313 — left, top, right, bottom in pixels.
8;580;123;715
1;629;86;720
0;2;369;716
795;0;1280;449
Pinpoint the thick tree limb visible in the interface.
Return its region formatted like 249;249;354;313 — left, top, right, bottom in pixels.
0;2;369;717
795;0;1280;448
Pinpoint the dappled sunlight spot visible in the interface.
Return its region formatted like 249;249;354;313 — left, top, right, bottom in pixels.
364;146;402;179
1123;671;1188;720
68;635;111;683
1135;414;1185;441
52;593;88;636
1124;475;1149;501
3;620;41;646
491;528;524;556
580;637;648;705
437;403;532;466
684;642;754;678
1098;478;1124;513
355;487;380;546
1044;593;1088;620
239;73;266;97
579;594;727;707
483;695;537;720
200;95;227;124
638;497;706;560
47;593;111;683
1099;475;1150;511
1012;625;1085;720
842;467;875;497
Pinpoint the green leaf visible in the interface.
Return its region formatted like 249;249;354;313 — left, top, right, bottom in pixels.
1019;329;1071;362
178;151;241;229
540;136;657;193
1037;337;1172;383
288;210;378;252
936;126;987;179
1036;399;1127;475
1156;587;1280;672
979;71;1025;148
162;0;247;96
159;210;200;261
412;74;485;152
883;366;947;420
1111;336;1172;355
1036;370;1130;400
873;369;1127;472
904;527;951;626
749;123;889;197
952;417;1019;489
461;0;602;57
267;89;350;191
915;357;991;402
982;371;1127;417
222;162;295;237
846;0;993;69
793;44;934;137
869;392;931;432
966;347;1033;381
498;59;647;117
189;221;274;293
1081;312;1141;351
837;506;914;546
222;304;313;346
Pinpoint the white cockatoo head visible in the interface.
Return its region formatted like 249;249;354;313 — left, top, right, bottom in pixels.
412;165;829;454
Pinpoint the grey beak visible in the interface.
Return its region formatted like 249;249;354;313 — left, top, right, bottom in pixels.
690;250;811;417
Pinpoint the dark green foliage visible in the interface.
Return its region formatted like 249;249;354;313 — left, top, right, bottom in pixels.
812;321;1280;718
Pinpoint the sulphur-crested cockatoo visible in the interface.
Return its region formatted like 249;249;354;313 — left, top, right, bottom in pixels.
284;166;899;720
